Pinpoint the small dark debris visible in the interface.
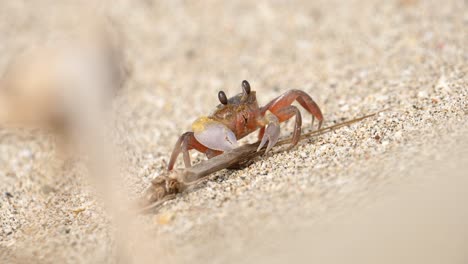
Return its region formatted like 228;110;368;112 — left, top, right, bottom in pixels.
374;135;381;140
185;49;196;59
5;192;13;198
215;176;225;183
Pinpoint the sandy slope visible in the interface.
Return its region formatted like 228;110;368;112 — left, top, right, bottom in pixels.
0;0;467;263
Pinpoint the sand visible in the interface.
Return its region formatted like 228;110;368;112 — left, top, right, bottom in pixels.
0;0;467;263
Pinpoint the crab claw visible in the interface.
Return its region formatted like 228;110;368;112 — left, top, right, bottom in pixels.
257;111;280;153
192;117;239;152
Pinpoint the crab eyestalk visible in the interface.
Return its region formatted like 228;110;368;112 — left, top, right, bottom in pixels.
218;91;228;105
242;80;251;94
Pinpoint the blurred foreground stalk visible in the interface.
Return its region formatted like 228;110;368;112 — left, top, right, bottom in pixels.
0;16;150;263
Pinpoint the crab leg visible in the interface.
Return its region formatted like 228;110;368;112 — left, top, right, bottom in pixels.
275;105;303;146
168;132;221;170
258;89;323;151
261;89;323;129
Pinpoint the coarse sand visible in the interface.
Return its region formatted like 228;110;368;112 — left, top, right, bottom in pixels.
0;0;467;263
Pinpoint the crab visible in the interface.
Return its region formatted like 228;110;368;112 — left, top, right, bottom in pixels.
168;80;324;170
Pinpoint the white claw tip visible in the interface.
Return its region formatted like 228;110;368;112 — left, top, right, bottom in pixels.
194;121;239;152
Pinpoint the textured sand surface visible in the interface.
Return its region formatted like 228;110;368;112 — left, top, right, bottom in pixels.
0;0;467;263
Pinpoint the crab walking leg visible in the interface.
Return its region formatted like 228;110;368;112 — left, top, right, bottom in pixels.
168;132;214;170
273;105;303;146
261;89;324;129
296;96;322;129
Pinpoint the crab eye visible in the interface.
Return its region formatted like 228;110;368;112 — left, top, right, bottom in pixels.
242;80;251;94
218;91;228;105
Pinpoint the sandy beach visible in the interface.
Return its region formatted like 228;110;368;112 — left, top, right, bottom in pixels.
0;0;467;263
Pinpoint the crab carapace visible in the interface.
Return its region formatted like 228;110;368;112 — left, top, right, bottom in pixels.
168;80;323;170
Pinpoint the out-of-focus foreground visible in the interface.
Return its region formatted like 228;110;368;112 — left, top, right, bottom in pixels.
0;0;467;263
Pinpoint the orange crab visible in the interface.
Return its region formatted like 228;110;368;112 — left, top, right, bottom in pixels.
168;80;324;170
